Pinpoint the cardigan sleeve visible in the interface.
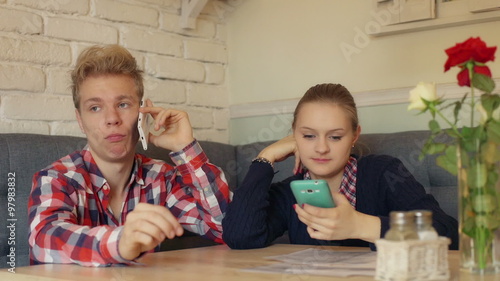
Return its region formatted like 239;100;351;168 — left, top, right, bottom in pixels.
222;162;290;249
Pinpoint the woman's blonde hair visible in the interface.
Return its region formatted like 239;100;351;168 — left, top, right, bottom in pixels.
71;44;144;110
292;83;359;132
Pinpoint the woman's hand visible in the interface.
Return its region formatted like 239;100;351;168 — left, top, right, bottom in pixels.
257;135;302;174
294;193;381;242
139;99;195;152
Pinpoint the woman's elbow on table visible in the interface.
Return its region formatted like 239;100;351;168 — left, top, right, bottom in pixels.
222;228;270;250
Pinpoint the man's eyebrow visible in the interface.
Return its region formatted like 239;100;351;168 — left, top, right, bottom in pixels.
82;97;102;105
82;95;135;104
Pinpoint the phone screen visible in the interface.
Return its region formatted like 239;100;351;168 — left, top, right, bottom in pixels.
137;99;150;150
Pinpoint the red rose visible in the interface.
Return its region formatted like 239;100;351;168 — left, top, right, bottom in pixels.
456;65;492;87
444;37;496;72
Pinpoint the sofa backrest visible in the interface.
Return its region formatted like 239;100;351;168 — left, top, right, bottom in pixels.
0;133;236;268
235;130;458;221
0;130;457;269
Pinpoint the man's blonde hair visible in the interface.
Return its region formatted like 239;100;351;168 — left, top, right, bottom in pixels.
71;44;144;110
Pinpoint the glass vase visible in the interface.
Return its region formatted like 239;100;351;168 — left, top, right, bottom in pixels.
457;141;500;274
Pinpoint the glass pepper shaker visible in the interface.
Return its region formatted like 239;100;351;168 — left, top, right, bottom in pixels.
413;210;438;240
384;211;419;241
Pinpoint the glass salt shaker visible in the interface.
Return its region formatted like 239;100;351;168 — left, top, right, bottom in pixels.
384;211;419;241
413;210;438;240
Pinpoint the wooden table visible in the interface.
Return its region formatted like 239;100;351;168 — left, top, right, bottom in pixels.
1;244;499;281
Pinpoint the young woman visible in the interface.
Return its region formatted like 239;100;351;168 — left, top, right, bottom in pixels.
222;83;458;250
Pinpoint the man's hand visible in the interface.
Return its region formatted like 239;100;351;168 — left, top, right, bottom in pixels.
118;203;184;261
139;99;195;152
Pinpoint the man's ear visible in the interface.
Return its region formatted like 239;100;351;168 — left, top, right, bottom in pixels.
75;109;85;134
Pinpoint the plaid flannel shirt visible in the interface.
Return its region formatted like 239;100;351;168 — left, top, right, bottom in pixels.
28;140;231;267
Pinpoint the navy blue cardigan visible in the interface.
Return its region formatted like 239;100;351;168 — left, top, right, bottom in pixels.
222;154;458;250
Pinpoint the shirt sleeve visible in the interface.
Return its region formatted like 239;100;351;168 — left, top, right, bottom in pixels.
28;171;135;267
167;140;231;243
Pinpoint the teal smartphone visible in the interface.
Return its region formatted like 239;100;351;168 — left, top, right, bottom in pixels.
290;179;335;208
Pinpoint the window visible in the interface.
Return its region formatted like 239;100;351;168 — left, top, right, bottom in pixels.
370;0;500;36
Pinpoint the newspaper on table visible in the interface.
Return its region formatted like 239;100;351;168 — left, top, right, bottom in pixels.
242;248;376;277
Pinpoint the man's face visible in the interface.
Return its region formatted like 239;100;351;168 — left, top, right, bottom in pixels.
75;74;141;165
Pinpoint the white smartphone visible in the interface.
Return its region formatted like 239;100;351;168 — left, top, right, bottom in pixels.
137;99;150;150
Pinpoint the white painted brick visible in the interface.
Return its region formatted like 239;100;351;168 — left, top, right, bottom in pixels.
0;65;45;92
184;40;227;64
50;121;85;137
12;0;89;14
213;108;229;130
46;17;118;44
201;1;221;18
0;7;42;35
144;76;186;104
204;63;225;84
0;120;49;134
2;95;75;121
193;129;229;143
121;26;182;56
205;0;245;21
146;55;205;82
138;0;180;9
187;107;213;129
95;0;158;27
128;50;146;71
47;67;71;95
216;23;227;42
0;37;71;66
161;13;216;39
187;83;228;107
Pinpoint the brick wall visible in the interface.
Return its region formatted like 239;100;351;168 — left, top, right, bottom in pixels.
0;0;230;143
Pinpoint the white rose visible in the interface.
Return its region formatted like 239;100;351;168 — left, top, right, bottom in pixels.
408;82;438;111
493;105;500;121
476;103;488;124
477;102;500;124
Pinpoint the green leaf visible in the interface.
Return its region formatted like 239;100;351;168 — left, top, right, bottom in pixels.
481;140;500;164
427;143;447;154
472;73;496;93
480;94;500;118
436;146;458;175
428;119;441;133
487;121;500;143
467;161;488;188
453;101;463;124
472;194;497;213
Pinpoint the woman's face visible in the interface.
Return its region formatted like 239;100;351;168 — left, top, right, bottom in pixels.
293;102;359;182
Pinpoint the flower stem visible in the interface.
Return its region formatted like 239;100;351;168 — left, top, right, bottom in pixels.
467;62;475;126
435;109;462;139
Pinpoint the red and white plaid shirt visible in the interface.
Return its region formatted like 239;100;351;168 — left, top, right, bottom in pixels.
28;140;230;267
304;156;357;207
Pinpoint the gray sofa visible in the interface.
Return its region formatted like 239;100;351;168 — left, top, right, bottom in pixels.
0;130;457;268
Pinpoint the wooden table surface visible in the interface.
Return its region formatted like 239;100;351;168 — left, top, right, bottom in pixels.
1;244;499;281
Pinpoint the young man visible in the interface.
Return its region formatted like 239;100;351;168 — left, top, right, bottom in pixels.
28;45;231;266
